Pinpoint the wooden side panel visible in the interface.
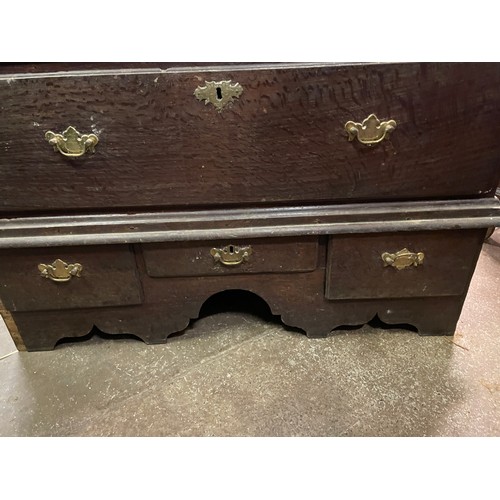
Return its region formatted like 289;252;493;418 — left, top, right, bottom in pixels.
0;299;26;351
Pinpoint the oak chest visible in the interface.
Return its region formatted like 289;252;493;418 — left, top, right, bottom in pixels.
0;62;499;350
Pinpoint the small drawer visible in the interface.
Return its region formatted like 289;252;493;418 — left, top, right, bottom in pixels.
142;237;318;278
0;245;142;312
325;229;485;300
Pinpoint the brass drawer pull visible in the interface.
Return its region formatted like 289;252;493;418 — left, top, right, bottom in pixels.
381;248;424;271
210;245;252;266
38;259;83;282
345;113;396;145
45;126;99;157
194;80;243;112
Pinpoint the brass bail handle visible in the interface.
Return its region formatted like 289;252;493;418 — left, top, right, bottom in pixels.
38;259;83;282
345;113;397;145
210;245;253;266
45;126;99;157
381;248;424;271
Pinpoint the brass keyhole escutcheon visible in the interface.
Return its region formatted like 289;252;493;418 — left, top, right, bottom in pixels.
210;244;252;266
194;80;243;112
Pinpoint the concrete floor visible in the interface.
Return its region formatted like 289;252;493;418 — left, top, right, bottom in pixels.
0;231;499;437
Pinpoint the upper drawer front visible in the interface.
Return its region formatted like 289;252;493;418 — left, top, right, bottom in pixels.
0;245;142;311
1;63;499;213
325;229;485;300
142;237;318;277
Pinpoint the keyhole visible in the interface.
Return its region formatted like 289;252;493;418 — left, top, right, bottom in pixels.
228;245;235;253
216;87;223;100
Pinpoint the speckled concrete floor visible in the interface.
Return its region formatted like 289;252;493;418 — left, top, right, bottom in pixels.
0;231;499;437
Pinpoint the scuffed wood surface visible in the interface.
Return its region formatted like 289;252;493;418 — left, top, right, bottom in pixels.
1;63;499;213
143;236;318;277
0;299;25;351
0;245;143;312
11;267;468;351
326;229;485;299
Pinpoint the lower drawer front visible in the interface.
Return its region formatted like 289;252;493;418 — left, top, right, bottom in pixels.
142;237;318;277
325;229;485;300
0;245;142;312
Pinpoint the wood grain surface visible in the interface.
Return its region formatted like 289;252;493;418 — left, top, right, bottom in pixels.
143;236;318;277
326;229;485;299
0;198;498;248
1;63;499;213
0;245;142;312
9;266;469;351
0;63;496;351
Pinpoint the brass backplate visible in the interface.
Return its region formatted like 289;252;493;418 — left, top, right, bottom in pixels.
381;248;424;271
345;114;397;145
210;244;252;266
38;259;83;282
45;126;99;157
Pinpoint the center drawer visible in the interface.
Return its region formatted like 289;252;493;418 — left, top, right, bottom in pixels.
1;63;499;213
142;237;318;277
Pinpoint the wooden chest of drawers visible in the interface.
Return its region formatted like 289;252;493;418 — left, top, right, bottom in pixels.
0;62;499;351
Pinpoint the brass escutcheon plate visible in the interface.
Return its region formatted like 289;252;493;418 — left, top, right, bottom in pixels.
194;80;243;112
210;244;252;266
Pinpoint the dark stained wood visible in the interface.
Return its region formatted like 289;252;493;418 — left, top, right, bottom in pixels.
1;238;473;350
325;229;486;300
143;236;318;277
0;245;142;312
0;63;497;351
10;264;469;351
0;62;254;74
0;198;498;248
1;63;499;213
